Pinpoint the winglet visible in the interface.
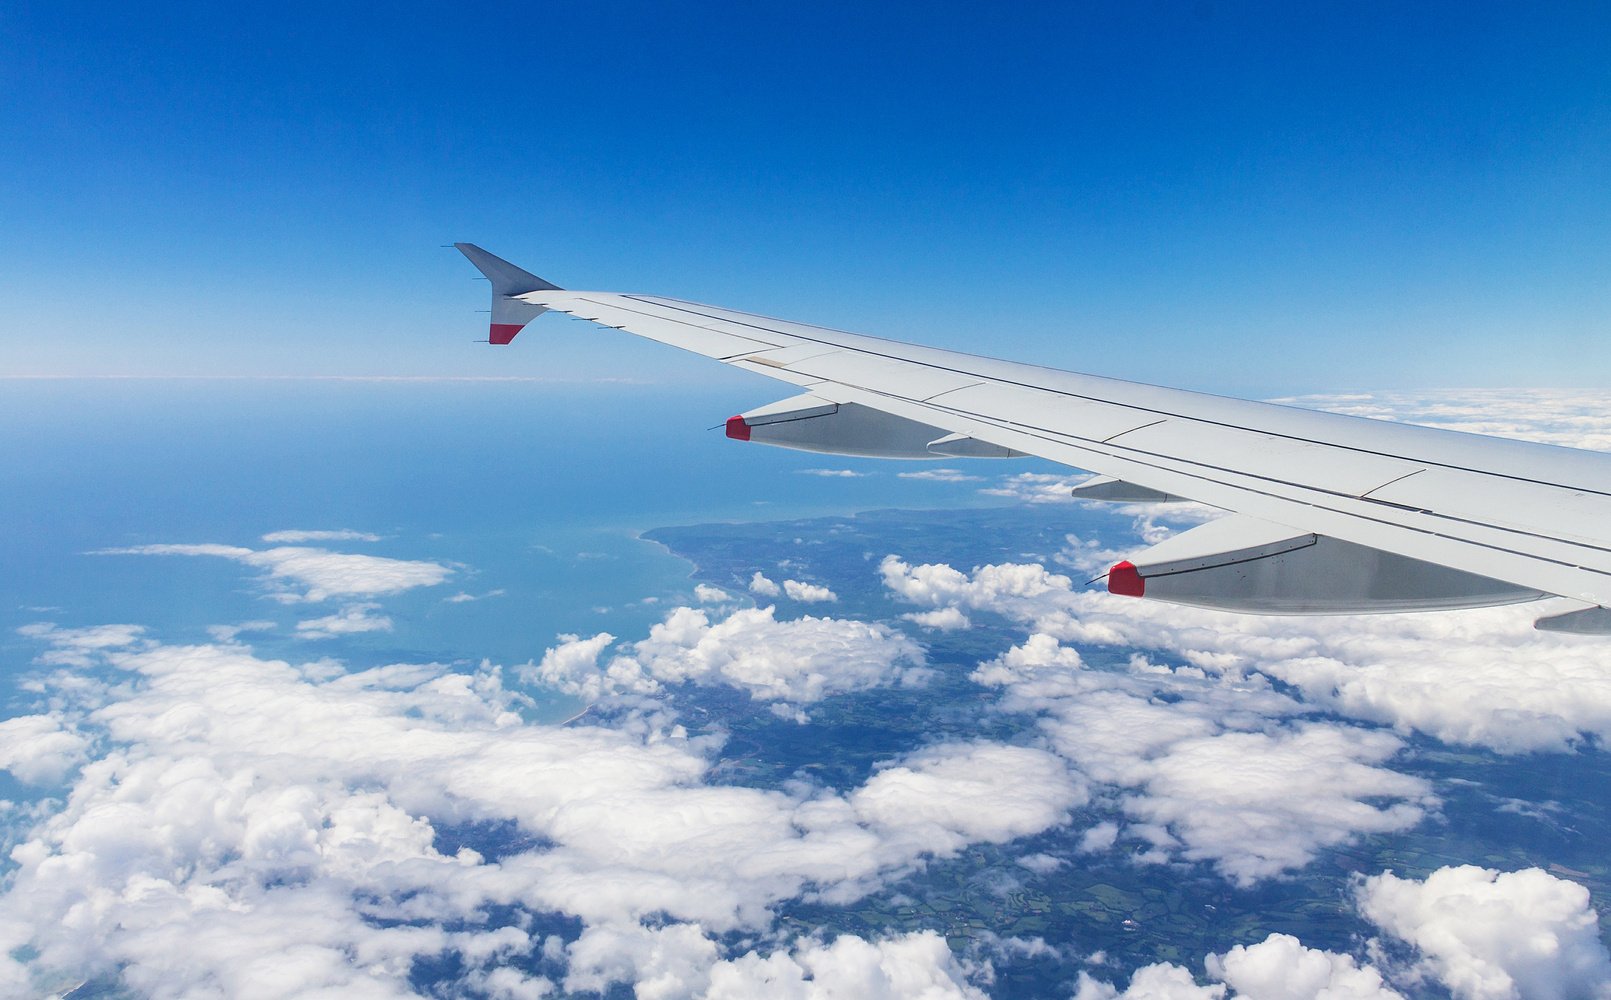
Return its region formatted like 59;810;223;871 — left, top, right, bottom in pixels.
453;243;563;345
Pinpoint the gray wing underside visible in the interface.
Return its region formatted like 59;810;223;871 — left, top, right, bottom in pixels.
518;288;1611;608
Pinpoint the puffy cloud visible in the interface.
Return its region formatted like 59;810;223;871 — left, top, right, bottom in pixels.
1206;933;1402;999
901;607;971;631
527;631;620;701
260;529;383;543
564;923;717;999
1074;962;1224;1000
1075;932;1402;1000
1120;725;1431;885
694;584;730;604
707;931;988;1000
1077;822;1119;854
972;632;1083;681
95;543;452;602
295;602;394;639
1050;687;1430;885
784;580;838;603
566;921;994;999
629;607;923;704
880;556;1071;618
2;698;524;994
463;967;554;1000
748;573;836;603
882;557;975;606
533;606;923;706
1357;866;1611;1000
0;714;89;785
850;743;1087;857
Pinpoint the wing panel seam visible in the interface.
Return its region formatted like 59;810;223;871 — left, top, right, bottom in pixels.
609;296;1611;499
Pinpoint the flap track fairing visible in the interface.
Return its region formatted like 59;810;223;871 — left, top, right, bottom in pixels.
1106;514;1544;615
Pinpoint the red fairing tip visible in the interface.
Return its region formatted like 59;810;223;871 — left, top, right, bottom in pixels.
489;323;525;345
1107;560;1145;598
724;416;752;441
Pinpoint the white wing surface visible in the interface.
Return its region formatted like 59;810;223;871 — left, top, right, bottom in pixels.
456;244;1611;631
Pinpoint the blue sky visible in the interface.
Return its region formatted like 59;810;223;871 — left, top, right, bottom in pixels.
2;1;1607;393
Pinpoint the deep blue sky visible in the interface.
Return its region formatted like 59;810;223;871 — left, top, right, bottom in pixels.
2;2;1608;393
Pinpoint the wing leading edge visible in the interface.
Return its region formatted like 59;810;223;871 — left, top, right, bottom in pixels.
455;244;1611;631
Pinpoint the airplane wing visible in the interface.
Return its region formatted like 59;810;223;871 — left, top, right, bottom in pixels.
456;244;1611;634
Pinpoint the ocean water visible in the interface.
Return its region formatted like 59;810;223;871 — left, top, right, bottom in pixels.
0;377;1043;710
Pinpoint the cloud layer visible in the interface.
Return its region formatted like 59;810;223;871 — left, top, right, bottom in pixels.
883;557;1435;884
1;620;1071;997
881;548;1611;756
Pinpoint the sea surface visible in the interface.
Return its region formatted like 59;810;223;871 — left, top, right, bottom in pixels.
0;377;1036;709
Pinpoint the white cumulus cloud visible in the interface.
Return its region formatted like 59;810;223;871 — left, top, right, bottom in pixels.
784;580;838;603
1207;932;1402;999
1074;962;1224;1000
708;930;988;999
851;742;1087;857
1357;866;1611;1000
694;584;730;604
1120;725;1431;885
532;606;923;706
1076;931;1402;1000
0;714;90;785
901;607;971;631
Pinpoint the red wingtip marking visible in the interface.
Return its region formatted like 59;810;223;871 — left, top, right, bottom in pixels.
724;416;751;441
489;323;525;345
1107;560;1145;598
